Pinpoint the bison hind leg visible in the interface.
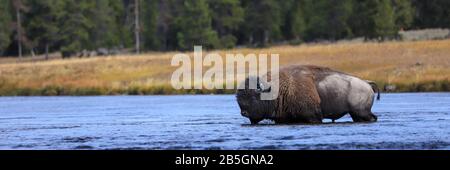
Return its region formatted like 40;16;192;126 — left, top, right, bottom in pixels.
349;110;377;122
307;118;323;124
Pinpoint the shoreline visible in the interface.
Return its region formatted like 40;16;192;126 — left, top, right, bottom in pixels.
0;80;448;96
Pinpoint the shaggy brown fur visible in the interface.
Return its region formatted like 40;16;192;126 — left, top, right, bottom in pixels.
274;66;323;123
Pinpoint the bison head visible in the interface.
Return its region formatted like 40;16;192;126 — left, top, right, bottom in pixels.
236;78;273;124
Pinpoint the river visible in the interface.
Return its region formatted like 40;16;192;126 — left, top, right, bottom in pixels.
0;93;449;149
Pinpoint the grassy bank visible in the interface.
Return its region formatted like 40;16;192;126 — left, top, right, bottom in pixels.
0;40;449;96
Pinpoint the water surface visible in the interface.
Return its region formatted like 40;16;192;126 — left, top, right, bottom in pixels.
0;93;449;150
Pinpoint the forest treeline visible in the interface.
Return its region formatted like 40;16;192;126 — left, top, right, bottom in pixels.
0;0;449;57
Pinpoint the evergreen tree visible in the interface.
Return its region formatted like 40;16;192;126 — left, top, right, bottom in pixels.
392;0;415;30
282;0;306;42
302;0;353;41
114;0;133;49
373;0;397;40
172;0;219;51
25;0;64;59
302;0;328;40
326;0;353;40
350;0;377;39
58;0;92;57
209;0;244;48
241;0;282;46
142;0;159;50
1;0;450;57
351;0;397;40
87;0;123;49
12;0;30;58
134;0;140;53
413;0;450;28
154;0;177;51
0;0;12;55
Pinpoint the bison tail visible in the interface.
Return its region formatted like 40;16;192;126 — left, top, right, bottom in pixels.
366;80;381;100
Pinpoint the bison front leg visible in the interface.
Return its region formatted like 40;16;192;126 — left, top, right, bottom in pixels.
349;110;377;122
250;118;261;125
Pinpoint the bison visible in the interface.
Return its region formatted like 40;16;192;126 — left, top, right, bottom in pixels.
236;65;380;124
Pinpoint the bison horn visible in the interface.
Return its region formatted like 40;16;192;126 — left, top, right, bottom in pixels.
257;83;264;92
257;82;271;92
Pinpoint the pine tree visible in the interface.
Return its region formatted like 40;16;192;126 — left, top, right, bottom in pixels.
301;0;328;40
173;0;219;51
282;0;306;42
351;0;397;40
413;0;450;28
1;0;448;56
87;0;123;49
142;0;159;50
25;0;64;59
392;0;415;30
327;0;353;40
58;0;92;57
373;0;397;40
134;0;140;53
241;0;282;46
12;0;29;58
155;0;177;51
209;0;244;48
113;0;133;49
302;0;353;41
0;0;12;56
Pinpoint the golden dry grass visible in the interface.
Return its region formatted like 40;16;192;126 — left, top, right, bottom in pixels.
0;39;449;95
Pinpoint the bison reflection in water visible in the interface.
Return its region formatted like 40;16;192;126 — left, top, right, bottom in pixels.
236;65;380;124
